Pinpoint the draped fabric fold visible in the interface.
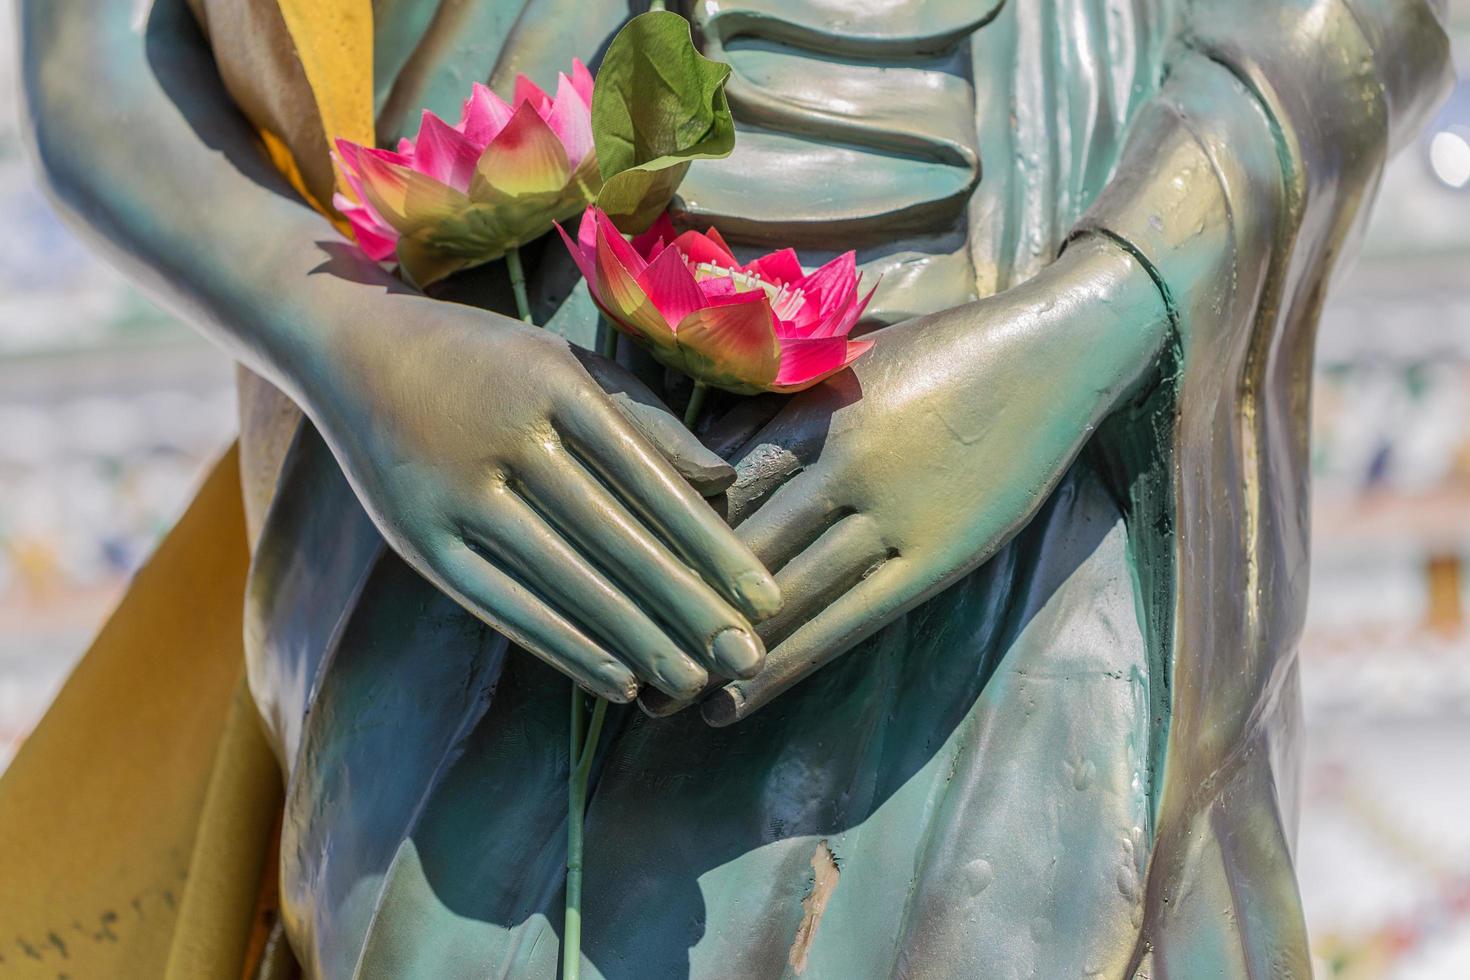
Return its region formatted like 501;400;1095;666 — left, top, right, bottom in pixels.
186;0;375;222
0;448;279;980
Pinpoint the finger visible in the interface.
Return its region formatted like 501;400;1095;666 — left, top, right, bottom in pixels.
610;395;735;497
554;402;782;622
702;559;918;727
700;393;785;460
466;487;711;699
574;347;735;496
519;454;766;679
757;514;892;648
733;471;847;573
637;684;709;718
724;400;836;526
637;515;889;718
432;542;639;703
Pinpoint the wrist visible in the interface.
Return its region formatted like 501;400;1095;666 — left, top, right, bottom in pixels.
301;279;545;441
1048;233;1172;410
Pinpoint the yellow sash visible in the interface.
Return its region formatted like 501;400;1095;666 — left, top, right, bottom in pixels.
0;448;279;979
0;5;375;976
189;0;375;223
273;0;376;207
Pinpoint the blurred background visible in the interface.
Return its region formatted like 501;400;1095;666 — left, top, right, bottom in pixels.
0;5;1468;978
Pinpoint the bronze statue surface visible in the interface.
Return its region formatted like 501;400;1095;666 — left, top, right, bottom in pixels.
10;0;1455;977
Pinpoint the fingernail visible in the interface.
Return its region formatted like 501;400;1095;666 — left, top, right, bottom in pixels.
595;664;639;703
653;661;709;702
709;627;764;679
734;570;782;621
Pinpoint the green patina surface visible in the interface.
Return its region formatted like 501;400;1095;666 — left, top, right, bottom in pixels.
18;0;1455;975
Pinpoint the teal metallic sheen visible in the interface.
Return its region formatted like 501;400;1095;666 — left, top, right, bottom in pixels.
18;0;1454;976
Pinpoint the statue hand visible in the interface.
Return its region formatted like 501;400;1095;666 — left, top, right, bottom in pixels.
702;235;1170;724
310;300;781;703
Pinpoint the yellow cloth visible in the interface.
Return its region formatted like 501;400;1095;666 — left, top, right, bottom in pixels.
0;447;279;978
186;0;375;225
275;0;376;194
0;5;376;976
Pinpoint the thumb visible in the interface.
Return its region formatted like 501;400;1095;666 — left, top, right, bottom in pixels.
574;348;736;496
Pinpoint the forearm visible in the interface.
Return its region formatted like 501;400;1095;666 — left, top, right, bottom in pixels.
945;233;1171;418
19;0;446;417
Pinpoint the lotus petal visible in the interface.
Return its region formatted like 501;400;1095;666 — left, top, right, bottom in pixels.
594;217;673;344
631;212;679;260
670;229;738;268
592;208;649;278
414;110;480;191
743;248;802;285
458;82;514;147
514;75;552;115
333;143;370;205
636;244;706;329
771;338;874;393
794;251;859;315
703;285;773;310
773;337;849;387
545;73;594;171
704;226;737;259
674;300;782;390
358;152;471;234
475;103;571;198
554;221;598;289
695;277;741;304
576;206;600;252
333;193;398;260
570;58;595;107
336;138;408;185
820;279;878;340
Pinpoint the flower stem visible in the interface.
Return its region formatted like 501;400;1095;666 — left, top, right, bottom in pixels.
598;317;619;361
506;246;534;323
649;0;666;10
683;380;709;430
564;686;608;980
508;254;602;980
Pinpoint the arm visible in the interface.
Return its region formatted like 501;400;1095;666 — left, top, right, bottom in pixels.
20;0;782;701
703;0;1453;724
21;0;362;394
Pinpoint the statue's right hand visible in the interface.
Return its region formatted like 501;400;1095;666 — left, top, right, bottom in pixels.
308;301;781;702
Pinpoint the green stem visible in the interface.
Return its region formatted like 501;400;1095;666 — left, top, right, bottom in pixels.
563;687;608;980
683;380;709;430
509;255;597;980
506;246;533;323
648;0;666;10
598;317;619;361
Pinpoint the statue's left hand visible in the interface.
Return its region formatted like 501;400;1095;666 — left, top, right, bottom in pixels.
700;235;1171;725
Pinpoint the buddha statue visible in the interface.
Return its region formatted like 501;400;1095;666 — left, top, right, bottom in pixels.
7;0;1453;976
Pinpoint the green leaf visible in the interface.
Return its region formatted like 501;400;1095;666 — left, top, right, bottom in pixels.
590;11;735;232
594;161;692;233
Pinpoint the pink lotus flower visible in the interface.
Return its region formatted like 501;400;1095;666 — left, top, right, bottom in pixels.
558;207;875;394
333;61;600;286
